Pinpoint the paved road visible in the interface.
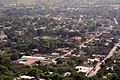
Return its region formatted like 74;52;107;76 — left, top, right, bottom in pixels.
114;18;119;25
51;49;75;63
102;43;120;62
79;33;102;49
51;32;103;63
86;43;120;77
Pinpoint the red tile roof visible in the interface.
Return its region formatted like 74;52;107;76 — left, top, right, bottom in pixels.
25;60;37;65
72;36;81;40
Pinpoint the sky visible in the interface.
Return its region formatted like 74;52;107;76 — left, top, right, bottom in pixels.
0;0;119;5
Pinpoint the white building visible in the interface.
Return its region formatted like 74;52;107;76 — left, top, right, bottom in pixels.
0;31;7;41
64;72;71;76
51;52;60;56
18;56;47;65
20;75;35;79
75;66;93;73
21;56;46;61
87;58;100;63
14;75;35;80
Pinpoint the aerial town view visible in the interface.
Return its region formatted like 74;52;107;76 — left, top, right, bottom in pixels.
0;0;120;80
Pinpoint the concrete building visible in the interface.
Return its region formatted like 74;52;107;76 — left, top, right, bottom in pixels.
14;75;35;80
75;66;93;73
21;56;46;60
18;56;46;65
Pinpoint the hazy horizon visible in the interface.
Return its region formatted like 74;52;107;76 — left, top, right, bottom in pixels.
1;0;120;5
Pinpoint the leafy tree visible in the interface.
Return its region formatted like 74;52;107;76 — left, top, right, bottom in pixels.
107;73;119;80
46;73;64;80
67;60;75;68
0;42;4;49
1;57;11;66
0;75;14;80
27;68;39;78
56;58;64;64
0;65;8;74
10;53;19;61
71;71;88;80
36;29;44;36
28;40;39;49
